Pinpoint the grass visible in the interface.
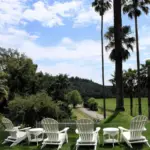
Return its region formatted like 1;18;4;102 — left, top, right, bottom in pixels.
96;98;148;117
1;112;150;150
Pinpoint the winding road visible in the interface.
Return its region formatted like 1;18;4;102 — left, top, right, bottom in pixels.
78;107;104;120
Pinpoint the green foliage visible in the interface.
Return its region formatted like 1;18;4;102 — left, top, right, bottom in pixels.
66;90;82;108
110;65;148;97
92;0;112;16
0;71;8;113
146;59;150;66
123;68;137;95
48;74;70;101
8;92;61;126
105;26;135;62
123;0;150;19
87;98;98;111
0;48;37;99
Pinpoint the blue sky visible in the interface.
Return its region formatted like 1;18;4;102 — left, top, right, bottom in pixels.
0;0;150;85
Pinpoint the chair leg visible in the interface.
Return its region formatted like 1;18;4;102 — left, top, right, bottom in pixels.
41;144;46;149
65;133;68;143
57;143;63;150
94;144;97;150
10;137;26;147
146;141;150;147
98;135;100;144
126;141;132;148
28;141;30;145
2;140;7;145
120;134;123;143
76;145;79;150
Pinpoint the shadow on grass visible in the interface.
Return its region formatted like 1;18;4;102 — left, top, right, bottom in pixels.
103;112;119;124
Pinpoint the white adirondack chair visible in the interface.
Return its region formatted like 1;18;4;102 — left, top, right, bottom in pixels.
41;118;69;150
2;117;31;147
118;115;150;148
75;119;100;150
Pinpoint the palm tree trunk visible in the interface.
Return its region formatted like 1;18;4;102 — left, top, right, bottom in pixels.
101;14;106;119
134;15;142;115
113;0;125;111
130;94;133;116
148;66;150;120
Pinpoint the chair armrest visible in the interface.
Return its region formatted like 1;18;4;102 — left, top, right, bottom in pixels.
75;129;79;134
60;127;69;133
14;126;21;130
143;127;147;131
118;126;128;131
20;127;31;131
94;127;100;133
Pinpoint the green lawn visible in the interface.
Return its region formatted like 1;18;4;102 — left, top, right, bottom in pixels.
96;98;148;117
0;112;150;150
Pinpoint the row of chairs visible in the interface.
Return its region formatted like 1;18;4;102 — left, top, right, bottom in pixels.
1;115;150;149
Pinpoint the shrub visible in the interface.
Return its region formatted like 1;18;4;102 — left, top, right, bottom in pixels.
66;90;83;108
87;98;98;111
8;92;61;126
83;97;89;108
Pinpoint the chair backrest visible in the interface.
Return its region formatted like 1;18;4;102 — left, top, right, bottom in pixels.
41;118;59;141
2;117;17;138
76;119;94;142
130;115;147;140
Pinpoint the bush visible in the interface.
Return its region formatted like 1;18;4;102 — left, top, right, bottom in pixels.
87;98;98;111
66;90;83;108
83;97;89;108
8;92;62;126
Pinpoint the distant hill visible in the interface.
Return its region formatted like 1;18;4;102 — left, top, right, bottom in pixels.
69;77;114;99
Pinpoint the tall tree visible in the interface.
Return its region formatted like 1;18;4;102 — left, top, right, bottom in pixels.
109;69;137;116
0;71;8;113
113;0;125;111
0;48;37;99
123;0;150;115
105;26;135;61
92;0;111;118
48;74;70;101
123;69;137;116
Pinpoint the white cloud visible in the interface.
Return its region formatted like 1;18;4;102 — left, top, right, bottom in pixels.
0;27;38;49
23;1;82;27
73;6;113;28
0;0;27;28
0;0;112;28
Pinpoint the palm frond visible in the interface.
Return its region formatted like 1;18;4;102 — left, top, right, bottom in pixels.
140;5;149;14
122;49;131;61
105;25;134;62
92;0;112;16
109;49;116;62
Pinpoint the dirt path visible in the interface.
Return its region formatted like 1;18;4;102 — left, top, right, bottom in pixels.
78;107;104;120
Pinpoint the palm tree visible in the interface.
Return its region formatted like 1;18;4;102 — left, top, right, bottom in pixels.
113;0;124;111
105;26;135;61
105;25;135;111
109;68;137;116
123;0;150;115
92;0;112;118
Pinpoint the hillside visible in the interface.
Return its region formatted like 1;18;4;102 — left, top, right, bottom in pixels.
69;77;114;99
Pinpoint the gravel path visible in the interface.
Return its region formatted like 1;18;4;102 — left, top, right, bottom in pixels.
78;107;104;120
